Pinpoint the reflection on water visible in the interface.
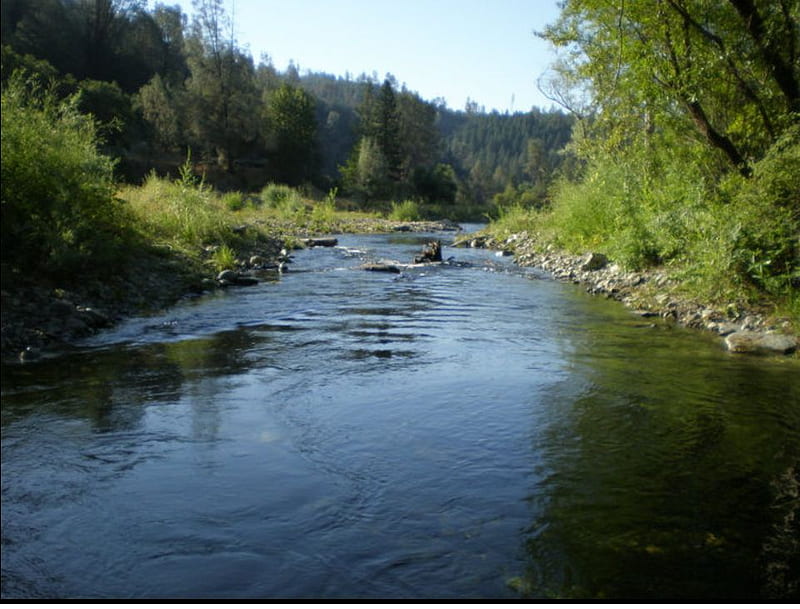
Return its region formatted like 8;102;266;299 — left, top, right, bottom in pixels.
1;232;798;599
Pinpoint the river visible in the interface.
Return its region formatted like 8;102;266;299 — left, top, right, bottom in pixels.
2;228;798;599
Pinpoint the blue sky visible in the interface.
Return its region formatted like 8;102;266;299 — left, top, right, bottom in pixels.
168;0;564;113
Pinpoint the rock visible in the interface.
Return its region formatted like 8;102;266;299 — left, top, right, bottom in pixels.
495;250;513;257
361;263;401;273
217;269;238;283
581;252;609;271
414;240;442;263
238;276;259;285
216;269;259;286
302;237;338;247
725;331;798;355
392;224;412;232
50;299;76;317
709;321;740;336
249;255;266;266
76;306;111;328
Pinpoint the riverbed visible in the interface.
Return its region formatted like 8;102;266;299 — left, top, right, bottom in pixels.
2;229;798;599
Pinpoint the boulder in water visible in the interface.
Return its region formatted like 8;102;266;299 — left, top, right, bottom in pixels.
361;263;401;274
725;331;797;355
414;240;442;263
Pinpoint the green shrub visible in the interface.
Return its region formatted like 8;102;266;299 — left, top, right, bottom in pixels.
389;199;422;221
260;183;303;213
712;126;799;297
1;73;131;273
309;199;337;230
222;191;246;211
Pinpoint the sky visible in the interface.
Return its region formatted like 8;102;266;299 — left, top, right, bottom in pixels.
168;0;564;113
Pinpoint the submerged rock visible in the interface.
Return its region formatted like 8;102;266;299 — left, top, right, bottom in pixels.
361;263;401;274
301;237;338;248
725;331;798;355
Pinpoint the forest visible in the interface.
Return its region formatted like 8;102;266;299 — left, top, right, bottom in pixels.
0;0;573;210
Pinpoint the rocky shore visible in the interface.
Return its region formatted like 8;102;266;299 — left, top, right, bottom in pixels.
456;231;798;357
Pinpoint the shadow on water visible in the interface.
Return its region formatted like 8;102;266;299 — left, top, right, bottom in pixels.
515;293;800;599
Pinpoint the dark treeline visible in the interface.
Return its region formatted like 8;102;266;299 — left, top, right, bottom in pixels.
1;0;572;214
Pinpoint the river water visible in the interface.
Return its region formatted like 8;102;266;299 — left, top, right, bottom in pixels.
2;229;798;599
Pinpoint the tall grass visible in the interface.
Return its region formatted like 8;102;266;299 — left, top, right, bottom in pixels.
120;165;235;253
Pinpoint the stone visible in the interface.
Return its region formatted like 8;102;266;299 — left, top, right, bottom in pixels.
414;240;442;263
50;299;76;317
76;306;111;328
233;275;259;286
217;269;238;283
361;263;401;273
216;269;258;286
301;237;338;247
725;331;798;355
581;252;609;271
249;255;266;266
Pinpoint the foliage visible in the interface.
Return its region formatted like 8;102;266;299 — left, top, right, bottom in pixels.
540;0;798;175
222;191;246;211
210;244;236;271
121;168;233;251
135;73;183;150
0;74;130;273
183;0;260;170
264;83;319;185
439;108;574;205
259;183;304;214
481;0;797;319
389;200;422;222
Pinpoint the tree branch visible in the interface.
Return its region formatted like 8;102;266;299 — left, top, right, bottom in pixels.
728;0;799;111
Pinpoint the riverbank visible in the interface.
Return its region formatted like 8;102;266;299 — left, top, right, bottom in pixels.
0;219;460;363
457;231;798;357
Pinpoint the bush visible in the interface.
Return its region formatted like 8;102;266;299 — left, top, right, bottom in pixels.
259;183;304;213
1;73;131;273
389;199;422;221
222;191;246;211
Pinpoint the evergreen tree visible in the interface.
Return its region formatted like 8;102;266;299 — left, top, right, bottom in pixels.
265;83;319;185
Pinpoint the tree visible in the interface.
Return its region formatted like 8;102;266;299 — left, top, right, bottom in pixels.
539;0;799;176
136;73;183;150
265;83;319;185
397;88;440;177
354;136;389;201
183;0;259;170
151;3;189;84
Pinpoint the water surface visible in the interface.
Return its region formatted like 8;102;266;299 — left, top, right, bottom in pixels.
2;231;798;599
